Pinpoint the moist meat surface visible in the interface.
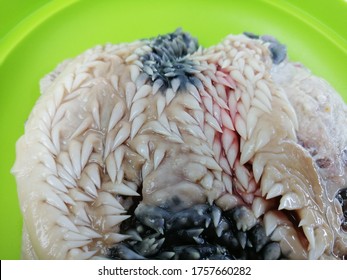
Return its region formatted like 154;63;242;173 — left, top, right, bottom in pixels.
12;29;347;259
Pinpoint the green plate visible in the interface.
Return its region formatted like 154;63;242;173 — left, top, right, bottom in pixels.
0;0;346;260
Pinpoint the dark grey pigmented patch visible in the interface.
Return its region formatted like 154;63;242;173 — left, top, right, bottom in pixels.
336;188;347;231
243;32;259;39
140;28;200;92
260;35;287;65
243;32;287;64
262;242;281;260
108;204;283;260
341;148;347;166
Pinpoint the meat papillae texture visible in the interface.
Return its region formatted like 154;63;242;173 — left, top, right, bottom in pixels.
12;29;347;259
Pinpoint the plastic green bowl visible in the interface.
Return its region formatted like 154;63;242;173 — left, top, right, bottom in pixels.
1;0;346;260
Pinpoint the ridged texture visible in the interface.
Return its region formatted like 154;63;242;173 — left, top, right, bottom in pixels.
12;29;347;260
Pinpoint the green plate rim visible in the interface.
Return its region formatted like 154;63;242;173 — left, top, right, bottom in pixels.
1;0;346;67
